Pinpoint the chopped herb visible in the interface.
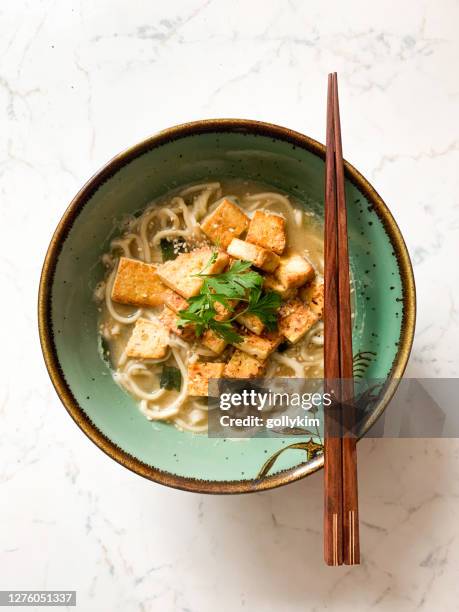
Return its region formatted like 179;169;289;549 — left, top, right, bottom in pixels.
245;289;282;331
99;336;111;362
202;260;262;299
177;294;243;343
160;366;182;391
160;238;186;262
177;254;282;342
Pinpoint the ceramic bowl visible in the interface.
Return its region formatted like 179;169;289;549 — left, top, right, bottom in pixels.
38;119;415;493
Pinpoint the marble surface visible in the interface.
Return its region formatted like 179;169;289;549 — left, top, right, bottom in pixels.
1;1;459;610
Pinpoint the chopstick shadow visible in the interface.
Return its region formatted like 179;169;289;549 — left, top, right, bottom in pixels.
196;437;448;605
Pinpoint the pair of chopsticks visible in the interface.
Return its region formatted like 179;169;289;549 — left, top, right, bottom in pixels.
323;73;360;566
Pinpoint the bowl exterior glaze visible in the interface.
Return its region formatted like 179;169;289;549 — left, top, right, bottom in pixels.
38;119;415;493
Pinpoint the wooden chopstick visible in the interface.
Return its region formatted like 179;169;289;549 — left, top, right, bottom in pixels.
332;73;360;565
324;72;360;566
324;73;343;566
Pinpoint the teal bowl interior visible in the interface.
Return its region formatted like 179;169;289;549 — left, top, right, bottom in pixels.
40;120;415;493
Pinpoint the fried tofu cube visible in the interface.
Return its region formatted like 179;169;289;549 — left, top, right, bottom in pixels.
274;254;315;290
299;281;324;318
201;329;227;355
158;306;195;341
236;311;265;335
233;330;282;361
263;274;298;300
246;210;286;255
224;350;266;378
125;318;169;360
200;199;249;248
278;299;319;343
163;289;189;313
227;239;280;272
111;257;168;307
188;362;225;396
214;298;238;321
156;248;229;298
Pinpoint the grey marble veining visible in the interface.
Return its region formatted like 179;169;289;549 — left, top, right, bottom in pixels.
1;0;458;610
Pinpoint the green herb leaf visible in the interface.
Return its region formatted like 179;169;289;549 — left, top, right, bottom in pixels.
160;238;185;262
201;261;262;299
178;253;281;341
99;336;111;363
246;291;282;330
160;366;182;391
208;319;243;344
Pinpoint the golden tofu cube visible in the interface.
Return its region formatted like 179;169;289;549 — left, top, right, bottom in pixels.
227;238;280;272
236;311;265;335
201;329;227;355
263;274;298;300
200;199;249;248
224;350;266;378
111;257;168;307
158;306;195;341
214;298;239;321
163;289;189;313
299;281;324;318
274;254;315;289
246;210;286;255
188;362;225;396
278;299;319;343
125;318;169;360
233;330;282;361
156;248;229;298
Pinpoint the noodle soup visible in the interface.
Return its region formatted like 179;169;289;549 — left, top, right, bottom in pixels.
94;181;324;433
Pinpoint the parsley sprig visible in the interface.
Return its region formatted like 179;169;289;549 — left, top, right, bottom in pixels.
177;256;282;343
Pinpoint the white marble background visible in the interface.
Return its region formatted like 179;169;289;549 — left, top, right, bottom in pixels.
1;1;458;610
